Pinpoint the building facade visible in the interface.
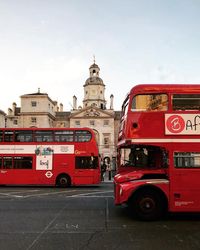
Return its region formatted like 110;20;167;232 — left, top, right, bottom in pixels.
0;110;6;127
4;61;121;164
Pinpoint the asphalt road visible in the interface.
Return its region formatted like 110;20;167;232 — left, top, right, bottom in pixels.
0;182;200;250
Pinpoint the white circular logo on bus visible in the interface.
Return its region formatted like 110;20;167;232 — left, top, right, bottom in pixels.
166;115;185;133
45;171;53;178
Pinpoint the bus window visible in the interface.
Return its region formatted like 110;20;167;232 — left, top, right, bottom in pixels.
75;131;92;142
0;157;2;168
4;131;14;142
14;157;33;169
3;157;13;169
118;145;168;171
172;94;200;110
121;96;129;117
54;130;74;142
0;131;3;142
120;147;148;167
75;156;98;169
174;152;200;168
131;94;168;111
35;130;54;142
15;130;33;142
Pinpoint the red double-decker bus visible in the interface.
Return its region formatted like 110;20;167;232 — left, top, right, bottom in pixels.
115;84;200;220
0;127;100;187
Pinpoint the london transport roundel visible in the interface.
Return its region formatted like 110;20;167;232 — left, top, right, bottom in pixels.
166;115;185;134
45;171;53;178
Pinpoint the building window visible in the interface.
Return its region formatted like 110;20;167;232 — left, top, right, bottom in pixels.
90;120;95;126
104;137;109;148
104;120;109;126
75;120;80;126
31;117;37;124
31;101;37;107
103;133;110;148
13;120;18;125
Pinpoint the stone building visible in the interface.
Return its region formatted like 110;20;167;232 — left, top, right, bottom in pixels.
6;90;60;128
56;61;121;162
0;109;6;127
5;61;121;163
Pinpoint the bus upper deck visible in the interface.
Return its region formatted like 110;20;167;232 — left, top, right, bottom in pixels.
119;84;200;143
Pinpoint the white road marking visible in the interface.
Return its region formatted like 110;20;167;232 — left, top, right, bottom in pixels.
0;189;113;199
71;190;113;197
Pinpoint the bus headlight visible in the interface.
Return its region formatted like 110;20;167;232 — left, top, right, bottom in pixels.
120;187;123;196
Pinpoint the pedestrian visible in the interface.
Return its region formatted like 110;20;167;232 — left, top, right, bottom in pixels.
106;161;112;181
101;161;106;181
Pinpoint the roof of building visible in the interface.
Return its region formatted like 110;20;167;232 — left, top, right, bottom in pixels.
21;92;48;96
84;76;105;86
0;110;6;116
89;63;100;69
55;111;71;120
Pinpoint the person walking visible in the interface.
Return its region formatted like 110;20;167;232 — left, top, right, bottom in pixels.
106;161;112;181
101;161;106;181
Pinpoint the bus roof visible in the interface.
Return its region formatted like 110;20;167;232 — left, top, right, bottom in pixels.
130;84;200;95
0;127;94;132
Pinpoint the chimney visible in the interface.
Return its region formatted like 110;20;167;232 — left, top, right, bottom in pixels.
60;103;63;112
110;94;114;110
8;108;13;116
12;102;17;115
73;95;77;110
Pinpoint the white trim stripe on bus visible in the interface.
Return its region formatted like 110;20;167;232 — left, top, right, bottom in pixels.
129;179;169;185
129;139;200;143
118;138;200;145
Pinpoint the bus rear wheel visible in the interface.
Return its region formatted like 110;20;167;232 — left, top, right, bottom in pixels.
56;174;71;188
130;189;164;221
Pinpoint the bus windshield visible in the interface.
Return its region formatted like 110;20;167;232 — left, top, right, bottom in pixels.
118;145;168;172
131;94;168;112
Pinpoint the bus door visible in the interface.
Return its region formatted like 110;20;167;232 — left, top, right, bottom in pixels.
74;156;100;184
170;150;200;212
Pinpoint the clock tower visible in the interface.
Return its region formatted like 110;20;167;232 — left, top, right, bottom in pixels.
83;61;106;109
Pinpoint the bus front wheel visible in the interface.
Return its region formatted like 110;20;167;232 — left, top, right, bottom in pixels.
130;189;165;221
56;174;71;188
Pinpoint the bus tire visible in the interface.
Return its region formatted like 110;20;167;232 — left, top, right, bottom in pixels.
56;174;71;188
129;189;165;221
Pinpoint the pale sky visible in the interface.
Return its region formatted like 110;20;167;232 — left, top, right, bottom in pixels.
1;0;200;112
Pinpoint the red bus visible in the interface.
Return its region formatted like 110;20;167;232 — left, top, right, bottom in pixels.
0;127;101;187
115;84;200;220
